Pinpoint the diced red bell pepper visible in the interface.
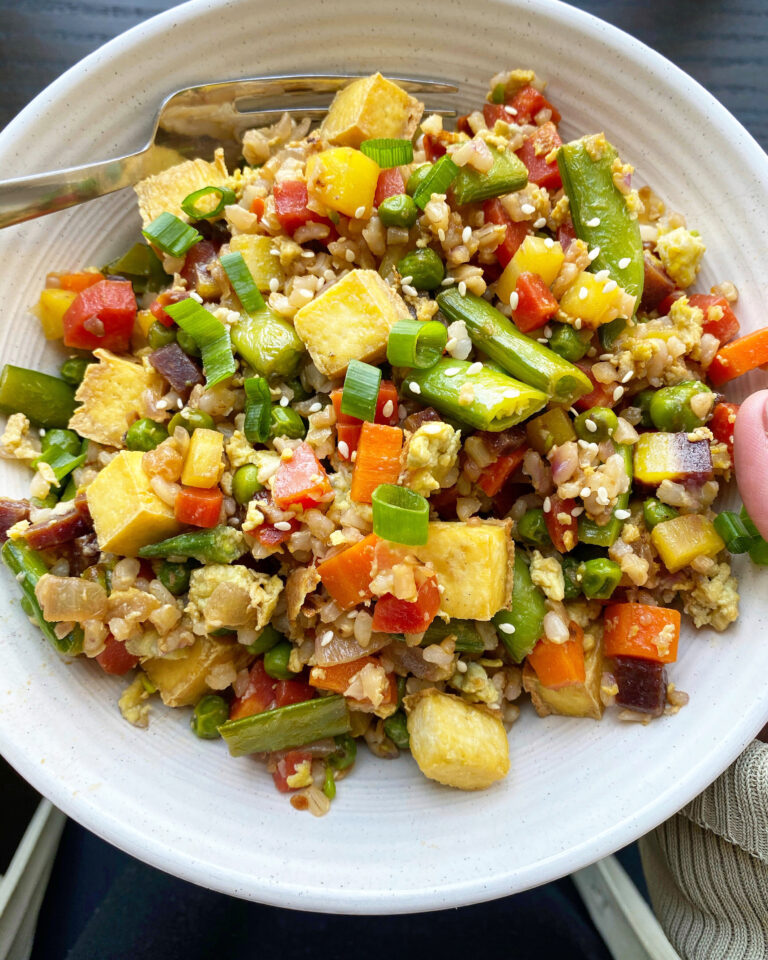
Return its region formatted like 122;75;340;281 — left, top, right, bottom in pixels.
573;362;618;412
256;518;301;547
272;749;314;793
709;402;738;458
274;180;336;238
476;446;529;497
656;291;682;316
516;122;562;190
62;279;137;352
331;381;399;459
423;134;447;162
371;576;441;634
175;486;222;528
689;294;740;344
95;634;139;675
456;115;473;135
557;220;576;252
512;272;559;333
149;290;188;327
543;495;579;553
230;660;276;721
482;198;529;267
374;167;406;207
508;85;561;125
272;442;332;510
275;678;315;708
482;103;510;127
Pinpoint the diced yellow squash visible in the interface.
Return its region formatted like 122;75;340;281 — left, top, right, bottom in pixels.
319;73;423;149
651;514;725;574
134;150;229;228
306;147;380;219
405;689;510;790
497;236;565;303
558;271;634;329
33;289;77;340
293;268;407;378
181;428;223;488
69;348;164;448
523;638;604;719
228;235;283;292
134;308;156;339
412;519;513;620
143;635;252;708
87;450;181;555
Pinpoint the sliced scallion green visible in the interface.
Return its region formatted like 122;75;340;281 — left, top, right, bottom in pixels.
412;155;459;210
34;438;88;484
142;212;201;258
243;376;271;444
340;360;381;422
387;319;446;369
714;511;755;554
219;251;266;314
164;299;236;388
180;185;236;220
360;138;414;167
372;484;429;546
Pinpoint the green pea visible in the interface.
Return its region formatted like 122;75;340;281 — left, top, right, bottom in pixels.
396;248;445;291
549;323;589;362
648;381;713;433
269;406;306;440
124;417;169;452
147;320;177;350
406;163;432;196
59;356;93;386
383;711;410;750
244;623;282;656
634;389;656;428
643;498;679;531
328;734;357;771
177;328;201;357
232;464;264;505
322;764;337;800
167;409;215;434
579;557;622;600
378;193;419;228
561;556;582;601
263;640;297;680
190;694;229;739
157;560;192;596
574;407;619;442
516;508;551;547
41;428;81;456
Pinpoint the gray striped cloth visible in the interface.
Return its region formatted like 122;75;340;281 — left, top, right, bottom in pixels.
639;742;768;959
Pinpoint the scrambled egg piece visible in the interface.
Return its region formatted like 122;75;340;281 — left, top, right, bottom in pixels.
118;675;154;729
610;296;704;386
655;225;706;288
134;151;229;228
224;431;258;469
186;564;282;634
286;760;314;789
683;561;739;632
242;500;265;534
400;421;461;497
0;413;39;460
529;550;565;602
449;662;500;706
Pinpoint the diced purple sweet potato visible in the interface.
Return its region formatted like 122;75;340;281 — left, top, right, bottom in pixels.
614;656;667;717
640;251;675;312
149;343;204;395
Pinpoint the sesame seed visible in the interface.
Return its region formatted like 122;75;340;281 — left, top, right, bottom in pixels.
279;396;290;407
621;370;633;384
543;497;552;512
544;237;555;248
503;388;520;399
544;326;552;337
594;269;610;281
274;520;292;531
462;226;472;243
580;486;592;498
338;440;350;459
603;279;617;293
537;337;548;344
38;428;46;436
444;367;461;377
409;381;421;395
440;277;455;286
269;278;280;292
571;506;584;517
354;205;366;219
345;249;355;263
398;405;407;419
382;400;394;418
584;418;597;433
570;407;579;417
597;485;608;499
467;361;483;376
588;246;600;261
578;286;588;301
509;291;519;310
618;257;631;269
521;203;536;215
402;284;418;297
458;281;467;296
270;248;280;257
321;630;334;646
614;508;631;520
309;402;323;413
401;275;413;286
437;229;446;242
456;660;468;673
156;399;168;410
574;317;583;330
351;450;357;462
498;621;515;634
504;105;518;116
612;385;625;402
189;291;203;303
586;217;601;227
301;250;314;258
533;217;547;229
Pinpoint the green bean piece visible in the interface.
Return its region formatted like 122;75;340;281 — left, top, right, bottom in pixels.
643;498;679;531
740;507;768;565
437;289;592;403
580;558;622;599
573;406;619;442
323;764;337;800
124;418;169;452
549;322;590;362
270;406;306;440
167;409;215;435
557;136;644;304
493;552;546;663
0;365;77;429
2;539;82;654
406;163;432;196
190;694;229;739
157;560;193;596
328;733;358;771
378;193;419;228
561;556;582;600
59;356;93;386
713;511;755;554
649;381;713;433
138;525;247;563
401;358;547;432
383;711;410;750
598;317;626;351
578;443;633;547
633;389;655;428
219;695;351;756
525;407;577;455
147;320;177;350
452;147;528;205
517;508;552;547
263;641;297;680
232;464;264;505
244;623;283;656
396;248;444;290
176;329;201;357
419;619;485;654
41;428;81;457
231;308;305;379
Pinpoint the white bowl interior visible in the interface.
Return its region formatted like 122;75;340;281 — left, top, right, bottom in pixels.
1;0;767;914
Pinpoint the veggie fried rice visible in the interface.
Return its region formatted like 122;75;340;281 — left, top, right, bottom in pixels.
1;69;764;813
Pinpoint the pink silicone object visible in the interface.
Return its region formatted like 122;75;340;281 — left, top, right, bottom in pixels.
734;389;768;539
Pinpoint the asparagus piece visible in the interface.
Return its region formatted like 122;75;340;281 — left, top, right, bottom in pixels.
138;525;247;563
219;695;351;756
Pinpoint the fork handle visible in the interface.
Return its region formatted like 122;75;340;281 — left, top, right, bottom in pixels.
0;147;153;230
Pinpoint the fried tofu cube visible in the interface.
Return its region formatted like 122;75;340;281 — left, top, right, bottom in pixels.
134;151;229;228
86;450;181;556
522;638;604;719
68;348;163;449
293;269;407;378
228;235;284;292
412;519;514;620
143;635;252;707
306;147;380;218
319;73;423;148
405;689;510;790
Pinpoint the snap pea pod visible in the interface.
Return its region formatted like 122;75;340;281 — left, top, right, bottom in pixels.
0;365;76;429
419;619;485;654
451;147;528;205
516;508;551;547
577;443;633;547
104;242;170;293
138;525;246;563
437;289;592;403
492;551;546;663
400;359;547;432
219;695;351;756
557;136;644;305
561;556;582;600
2;539;82;654
231;308;305;380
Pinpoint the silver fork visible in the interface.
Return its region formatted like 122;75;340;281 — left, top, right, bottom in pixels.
0;74;457;231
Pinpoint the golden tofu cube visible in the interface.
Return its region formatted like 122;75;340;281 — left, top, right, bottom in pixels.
229;235;284;292
523;639;604;720
34;289;77;340
143;635;252;707
651;513;725;574
412;519;513;620
559;271;634;329
405;689;510;790
293;268;407;378
69;348;163;449
134;151;229;228
319;73;423;148
87;450;182;556
496;236;565;303
306;147;380;218
181;428;224;488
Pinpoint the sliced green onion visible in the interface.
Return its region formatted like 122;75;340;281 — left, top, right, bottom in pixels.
372;484;429;546
360;138;414;167
180;185;236;220
412;155;459;210
340;360;381;422
142;212;201;258
164;299;236;388
219;251;267;314
35;438;88;484
387;319;447;369
243;376;271;444
714;511;755;554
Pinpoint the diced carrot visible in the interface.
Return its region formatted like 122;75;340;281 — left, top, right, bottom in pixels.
708;327;768;387
317;532;380;610
603;602;680;664
250;196;265;219
174;486;222;527
309;656;397;706
527;629;585;688
336;423;362;459
423;134;447;162
482;198;529;267
508;85;561;125
272;442;332;510
476;446;528;497
350;422;403;503
374;167;406;206
515;122;562;190
59;271;104;292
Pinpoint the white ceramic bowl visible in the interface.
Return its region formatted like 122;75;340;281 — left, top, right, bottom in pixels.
1;0;767;915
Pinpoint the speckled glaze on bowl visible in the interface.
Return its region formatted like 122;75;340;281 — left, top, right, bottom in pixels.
0;0;767;915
